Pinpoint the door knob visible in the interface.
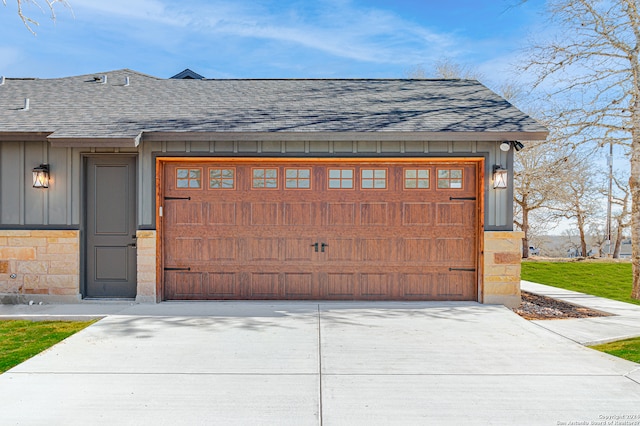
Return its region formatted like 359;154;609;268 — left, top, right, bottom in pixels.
321;243;329;252
310;242;319;252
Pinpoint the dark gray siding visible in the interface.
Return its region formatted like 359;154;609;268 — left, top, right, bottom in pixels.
0;139;513;230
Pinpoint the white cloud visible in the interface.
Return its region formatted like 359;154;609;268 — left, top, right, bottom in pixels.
68;0;462;66
191;2;460;64
69;0;188;26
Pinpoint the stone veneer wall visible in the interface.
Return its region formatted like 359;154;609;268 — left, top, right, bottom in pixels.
483;231;524;308
1;229;523;306
135;230;157;303
0;230;81;303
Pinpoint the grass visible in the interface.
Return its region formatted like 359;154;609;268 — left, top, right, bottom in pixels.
521;261;640;306
590;337;640;364
0;320;95;373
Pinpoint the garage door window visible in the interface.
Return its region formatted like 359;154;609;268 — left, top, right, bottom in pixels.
328;168;354;189
209;168;235;189
285;168;311;189
252;168;278;189
437;169;463;189
361;169;387;189
404;168;430;189
176;168;202;189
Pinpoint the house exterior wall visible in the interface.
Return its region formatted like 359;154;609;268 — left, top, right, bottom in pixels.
0;139;520;305
0;139;513;229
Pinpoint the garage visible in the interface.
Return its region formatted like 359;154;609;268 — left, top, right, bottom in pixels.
161;158;481;301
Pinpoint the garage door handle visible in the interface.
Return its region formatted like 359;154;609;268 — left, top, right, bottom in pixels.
449;197;476;201
321;243;329;252
310;242;319;252
449;268;476;272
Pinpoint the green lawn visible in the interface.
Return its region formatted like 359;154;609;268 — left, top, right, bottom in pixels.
521;261;639;306
0;320;95;373
590;337;640;364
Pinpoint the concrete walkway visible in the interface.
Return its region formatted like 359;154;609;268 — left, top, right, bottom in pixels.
521;280;640;345
0;296;639;425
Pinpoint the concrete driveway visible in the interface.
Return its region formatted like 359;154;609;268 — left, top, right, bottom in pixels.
0;301;639;425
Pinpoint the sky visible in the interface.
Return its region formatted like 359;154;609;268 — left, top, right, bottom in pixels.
0;0;545;81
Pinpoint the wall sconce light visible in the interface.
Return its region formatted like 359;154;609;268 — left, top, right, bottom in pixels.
32;164;50;189
493;165;508;189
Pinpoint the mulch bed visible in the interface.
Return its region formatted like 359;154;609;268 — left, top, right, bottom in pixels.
512;291;611;320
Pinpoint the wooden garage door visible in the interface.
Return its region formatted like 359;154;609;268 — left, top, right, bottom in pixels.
161;160;479;301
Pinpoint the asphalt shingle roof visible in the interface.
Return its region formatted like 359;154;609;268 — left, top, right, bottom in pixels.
0;69;547;145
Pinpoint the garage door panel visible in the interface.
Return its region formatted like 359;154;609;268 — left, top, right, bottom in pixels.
248;238;280;261
400;273;438;297
440;273;473;298
360;202;389;226
169;237;204;262
326;202;356;226
435;237;474;263
402;202;433;225
165;201;204;226
284;273;313;297
250;202;279;226
324;273;356;297
207;272;239;298
285;238;316;261
208;238;237;261
403;238;433;262
325;238;355;261
207;202;236;225
360;238;393;262
435;202;466;226
283;202;313;226
360;273;392;297
167;272;205;299
249;273;280;298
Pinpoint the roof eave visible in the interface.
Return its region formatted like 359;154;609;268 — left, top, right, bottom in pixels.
142;130;549;142
0;132;52;142
46;134;142;148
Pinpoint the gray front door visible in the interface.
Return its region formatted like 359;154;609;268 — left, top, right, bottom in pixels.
85;157;137;298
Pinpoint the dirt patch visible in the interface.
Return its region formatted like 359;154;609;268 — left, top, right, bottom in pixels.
512;291;611;320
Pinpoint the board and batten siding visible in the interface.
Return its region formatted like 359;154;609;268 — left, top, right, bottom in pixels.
0;139;513;230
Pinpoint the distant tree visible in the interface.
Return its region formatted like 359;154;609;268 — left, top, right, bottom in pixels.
404;64;427;79
522;0;640;299
405;58;484;81
588;223;608;258
611;172;631;258
2;0;71;34
513;139;571;257
553;156;603;258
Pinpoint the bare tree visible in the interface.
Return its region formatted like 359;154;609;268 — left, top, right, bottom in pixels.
612;172;632;258
404;64;427;79
523;0;640;299
2;0;71;34
513;139;571;257
554;156;603;258
588;223;608;257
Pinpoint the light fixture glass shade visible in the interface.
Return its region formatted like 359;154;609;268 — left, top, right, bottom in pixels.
493;166;508;189
32;164;49;188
